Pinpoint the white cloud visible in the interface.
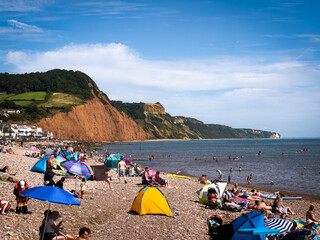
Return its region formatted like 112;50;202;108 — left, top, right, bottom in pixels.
8;19;43;32
296;34;320;43
5;43;320;137
0;0;46;12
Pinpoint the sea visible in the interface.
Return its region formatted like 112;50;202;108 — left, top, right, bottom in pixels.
95;138;320;197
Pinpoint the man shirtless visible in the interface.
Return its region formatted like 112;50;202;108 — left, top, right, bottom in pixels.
254;200;272;211
117;157;127;183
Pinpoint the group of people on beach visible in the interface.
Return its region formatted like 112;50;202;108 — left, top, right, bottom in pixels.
0;143;94;239
1;141;319;239
224;185;320;237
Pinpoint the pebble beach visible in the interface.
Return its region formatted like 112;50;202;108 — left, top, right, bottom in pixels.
0;144;320;240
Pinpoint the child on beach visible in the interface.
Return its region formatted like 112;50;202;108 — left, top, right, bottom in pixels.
80;178;86;199
104;168;113;191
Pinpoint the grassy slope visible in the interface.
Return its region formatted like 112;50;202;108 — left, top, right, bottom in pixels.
7;92;47;101
38;92;83;108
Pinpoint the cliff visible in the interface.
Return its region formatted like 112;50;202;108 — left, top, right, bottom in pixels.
0;69;281;141
37;93;146;142
143;103;165;115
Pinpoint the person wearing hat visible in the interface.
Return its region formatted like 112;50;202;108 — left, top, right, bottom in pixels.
43;210;75;240
13;180;31;214
304;219;320;237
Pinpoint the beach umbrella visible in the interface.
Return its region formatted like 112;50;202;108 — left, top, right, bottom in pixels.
60;159;91;179
20;186;80;240
55;155;66;170
21;186;80;205
264;218;293;234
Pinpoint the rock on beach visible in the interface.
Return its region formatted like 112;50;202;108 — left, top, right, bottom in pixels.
0;144;319;240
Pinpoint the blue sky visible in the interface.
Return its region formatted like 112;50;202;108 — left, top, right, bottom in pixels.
0;0;320;137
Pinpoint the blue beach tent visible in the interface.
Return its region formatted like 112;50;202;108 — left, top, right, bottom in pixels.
231;212;280;240
69;152;78;161
31;155;50;173
104;154;123;169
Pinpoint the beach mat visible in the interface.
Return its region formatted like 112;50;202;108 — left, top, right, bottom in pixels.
90;165;107;181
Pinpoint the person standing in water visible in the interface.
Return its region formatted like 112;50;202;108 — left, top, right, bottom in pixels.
217;169;223;181
247;173;252;185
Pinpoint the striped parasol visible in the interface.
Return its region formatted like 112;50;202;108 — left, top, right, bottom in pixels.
60;159;91;179
264;218;293;234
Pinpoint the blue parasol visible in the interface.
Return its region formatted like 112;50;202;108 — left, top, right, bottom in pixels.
21;186;80;205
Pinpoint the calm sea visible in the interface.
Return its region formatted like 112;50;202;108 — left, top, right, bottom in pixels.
95;139;320;196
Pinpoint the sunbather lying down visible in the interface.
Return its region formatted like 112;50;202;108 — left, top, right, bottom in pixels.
0;175;19;183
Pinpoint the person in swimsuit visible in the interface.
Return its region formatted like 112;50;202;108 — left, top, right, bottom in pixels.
306;205;320;224
247;174;252;185
104;168;113;191
216;169;223;181
198;175;207;184
117;157;127;184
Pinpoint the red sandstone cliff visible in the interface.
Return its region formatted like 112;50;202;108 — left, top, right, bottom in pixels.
37;95;147;142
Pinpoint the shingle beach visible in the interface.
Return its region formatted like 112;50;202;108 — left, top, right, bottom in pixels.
0;144;319;240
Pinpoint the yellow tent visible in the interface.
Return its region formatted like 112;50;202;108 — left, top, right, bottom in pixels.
130;186;173;216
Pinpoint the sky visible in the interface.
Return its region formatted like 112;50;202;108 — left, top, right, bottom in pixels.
0;0;320;138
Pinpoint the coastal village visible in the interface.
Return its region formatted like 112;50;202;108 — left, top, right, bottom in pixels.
0;121;53;141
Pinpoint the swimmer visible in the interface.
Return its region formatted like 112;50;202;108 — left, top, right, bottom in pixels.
239;167;242;172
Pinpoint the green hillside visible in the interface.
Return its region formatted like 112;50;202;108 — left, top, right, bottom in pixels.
0;69;105;122
110;101;280;139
